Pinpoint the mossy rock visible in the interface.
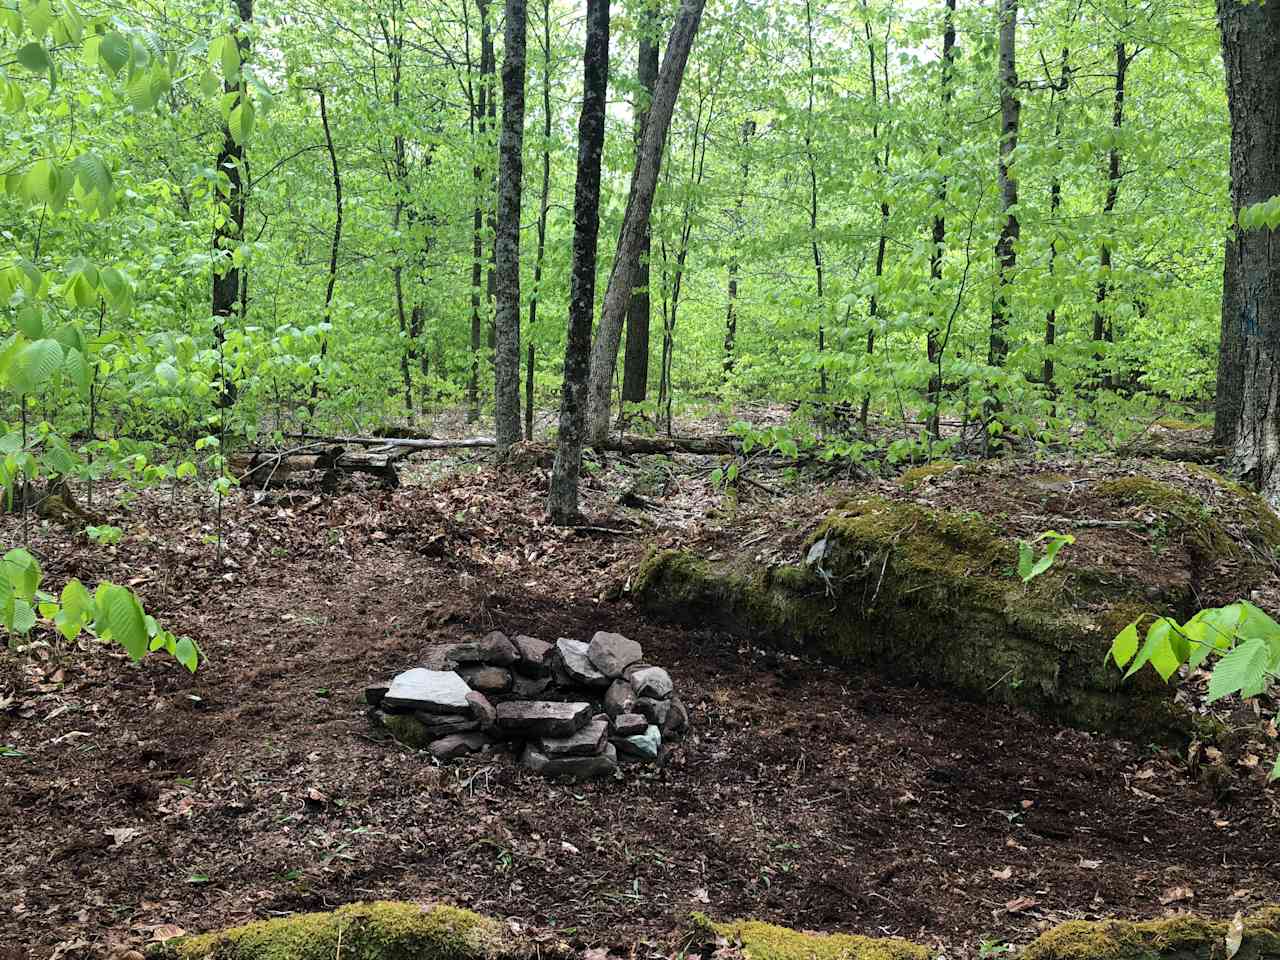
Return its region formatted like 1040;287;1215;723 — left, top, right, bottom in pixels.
897;461;958;492
634;470;1280;742
693;915;929;960
1022;909;1280;960
151;901;521;960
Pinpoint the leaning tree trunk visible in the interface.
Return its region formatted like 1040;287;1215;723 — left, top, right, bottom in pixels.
988;0;1020;377
548;0;610;524
621;1;660;406
1217;0;1280;502
583;0;707;446
494;0;526;451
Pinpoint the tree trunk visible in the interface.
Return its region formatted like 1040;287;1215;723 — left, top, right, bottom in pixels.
484;4;498;353
1044;48;1070;399
1091;41;1131;390
583;0;707;445
802;0;826;398
382;0;413;412
468;0;492;423
621;2;660;406
1215;234;1244;445
1218;0;1280;502
925;0;955;438
494;0;526;451
526;0;554;442
858;0;891;433
548;0;610;524
988;0;1020;377
724;119;754;380
309;87;342;414
212;0;254;384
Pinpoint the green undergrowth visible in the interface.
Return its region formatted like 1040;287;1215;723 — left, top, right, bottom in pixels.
633;467;1280;742
150;902;517;960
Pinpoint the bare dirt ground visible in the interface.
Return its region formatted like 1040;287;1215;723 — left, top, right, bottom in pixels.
2;425;1279;959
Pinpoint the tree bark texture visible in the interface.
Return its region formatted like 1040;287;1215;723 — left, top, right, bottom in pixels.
494;0;526;450
925;0;955;438
988;0;1020;373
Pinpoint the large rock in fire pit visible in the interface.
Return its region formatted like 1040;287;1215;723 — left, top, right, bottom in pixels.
586;631;642;678
554;638;610;688
496;700;592;737
521;741;618;781
383;668;472;714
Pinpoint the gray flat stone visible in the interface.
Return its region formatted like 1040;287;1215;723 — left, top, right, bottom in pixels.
429;732;491;761
512;673;553;698
496;700;592;737
513;635;552;675
613;712;647;737
613;724;661;760
413;712;480;739
629;665;673;700
603;679;636;717
521;742;617;781
586;631;642;678
555;638;610;688
466;691;497;731
458;665;513;693
636;696;671;727
540;720;608;758
447;631;518;666
383;668;472;714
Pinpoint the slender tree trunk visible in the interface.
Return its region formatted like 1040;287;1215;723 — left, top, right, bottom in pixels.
802;0;826;397
382;0;413;412
583;0;707;445
724;119;754;380
212;0;253;400
925;0;956;438
484;3;498;352
621;1;660;406
988;0;1020;378
859;0;891;433
494;0;526;451
467;0;491;423
526;0;553;442
548;0;610;524
1091;41;1131;390
1044;48;1070;400
1217;0;1280;502
307;88;342;415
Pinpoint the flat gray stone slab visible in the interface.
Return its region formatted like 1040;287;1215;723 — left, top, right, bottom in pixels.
496;700;592;737
429;732;491;761
458;665;513;693
447;631;518;666
629;665;673;700
513;635;552;675
541;720;608;758
586;631;642;678
613;724;661;760
612;712;647;737
555;638;610;688
383;668;473;714
522;742;617;781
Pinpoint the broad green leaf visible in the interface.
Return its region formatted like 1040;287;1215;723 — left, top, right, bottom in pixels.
1017;540;1033;580
10;598;36;634
100;584;147;661
155;361;178;386
15;42;51;74
98;31;130;75
8;337;63;393
1206;637;1271;703
1;548;40;600
228;97;254;144
173;635;199;672
1109;621;1139;669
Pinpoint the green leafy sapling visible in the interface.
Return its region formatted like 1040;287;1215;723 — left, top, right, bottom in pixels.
1;548;199;672
1017;530;1074;583
1110;601;1280;780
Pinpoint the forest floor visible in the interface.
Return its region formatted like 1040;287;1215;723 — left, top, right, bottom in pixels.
1;409;1279;960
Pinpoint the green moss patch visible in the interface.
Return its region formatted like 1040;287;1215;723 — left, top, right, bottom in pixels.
633;466;1280;742
1022;910;1280;960
697;916;930;960
154;901;519;960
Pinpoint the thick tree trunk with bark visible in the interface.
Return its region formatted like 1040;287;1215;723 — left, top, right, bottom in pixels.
494;0;526;451
621;4;660;405
925;0;955;438
988;0;1020;374
548;0;609;524
583;0;707;445
1217;0;1280;502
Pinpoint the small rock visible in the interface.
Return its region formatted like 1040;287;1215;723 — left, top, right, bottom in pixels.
613;724;661;760
636;697;671;727
466;691;497;731
541;720;608;758
496;700;592;737
586;631;643;678
429;732;491;761
629;666;673;700
512;673;553;699
613;712;647;736
555;638;610;688
513;635;553;675
521;742;618;781
661;695;689;739
447;631;518;666
604;679;637;718
414;712;479;739
458;665;513;694
364;683;390;709
383;668;472;714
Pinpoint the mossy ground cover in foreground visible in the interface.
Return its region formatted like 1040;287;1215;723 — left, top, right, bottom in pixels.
632;461;1280;741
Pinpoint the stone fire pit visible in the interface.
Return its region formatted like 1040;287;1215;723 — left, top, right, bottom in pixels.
367;630;687;780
